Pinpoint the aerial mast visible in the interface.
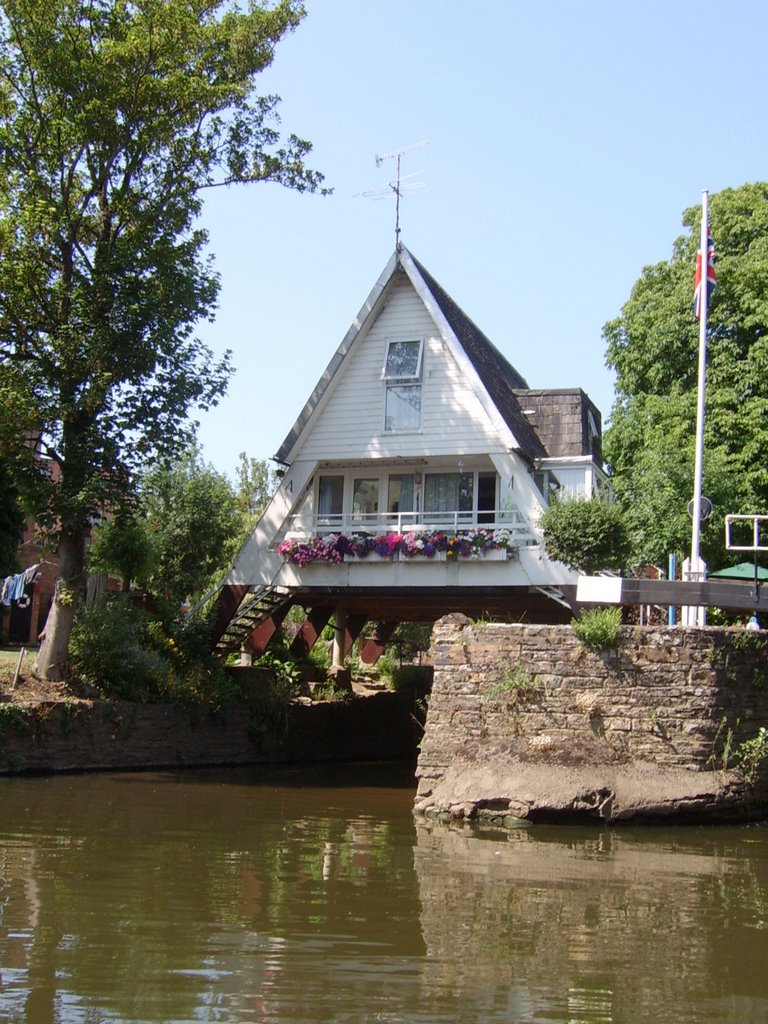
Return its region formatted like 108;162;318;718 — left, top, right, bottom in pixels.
357;139;428;248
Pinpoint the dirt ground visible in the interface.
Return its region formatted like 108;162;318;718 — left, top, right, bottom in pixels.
0;647;87;705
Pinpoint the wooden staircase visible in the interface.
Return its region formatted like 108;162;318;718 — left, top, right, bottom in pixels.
214;585;294;654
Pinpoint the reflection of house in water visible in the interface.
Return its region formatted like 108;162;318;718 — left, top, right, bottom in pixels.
212;246;607;658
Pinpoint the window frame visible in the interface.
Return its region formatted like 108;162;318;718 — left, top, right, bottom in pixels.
381;338;424;381
382;337;424;434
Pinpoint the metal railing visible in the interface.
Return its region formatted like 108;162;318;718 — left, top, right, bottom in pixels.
280;507;537;542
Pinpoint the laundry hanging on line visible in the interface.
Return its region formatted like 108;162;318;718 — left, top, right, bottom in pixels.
0;564;40;609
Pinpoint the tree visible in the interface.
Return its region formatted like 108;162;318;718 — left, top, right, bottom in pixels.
234;451;279;520
87;448;243;606
0;459;24;575
604;183;768;568
141;449;244;608
87;513;157;593
0;0;326;678
539;496;630;575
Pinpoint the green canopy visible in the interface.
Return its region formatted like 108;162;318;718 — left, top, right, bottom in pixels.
709;562;768;581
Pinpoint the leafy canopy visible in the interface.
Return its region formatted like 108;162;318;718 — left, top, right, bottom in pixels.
0;0;325;526
0;0;326;675
89;447;249;606
604;183;768;568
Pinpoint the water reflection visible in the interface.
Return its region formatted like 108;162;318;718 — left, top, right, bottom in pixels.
414;818;768;1024
0;768;767;1023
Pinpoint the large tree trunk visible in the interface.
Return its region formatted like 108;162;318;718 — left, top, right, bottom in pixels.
36;528;86;681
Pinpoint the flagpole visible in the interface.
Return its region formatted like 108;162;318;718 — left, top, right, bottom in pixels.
690;189;709;589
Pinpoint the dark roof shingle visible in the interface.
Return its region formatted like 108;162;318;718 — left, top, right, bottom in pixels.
408;250;547;461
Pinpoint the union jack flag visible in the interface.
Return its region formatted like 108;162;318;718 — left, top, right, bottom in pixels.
694;225;716;319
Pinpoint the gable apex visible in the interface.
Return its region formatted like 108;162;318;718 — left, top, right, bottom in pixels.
274;246;547;464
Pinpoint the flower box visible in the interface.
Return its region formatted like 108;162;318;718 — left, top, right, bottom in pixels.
398;551;447;563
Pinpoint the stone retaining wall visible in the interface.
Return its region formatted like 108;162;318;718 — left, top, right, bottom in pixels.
415;616;768;824
0;689;418;775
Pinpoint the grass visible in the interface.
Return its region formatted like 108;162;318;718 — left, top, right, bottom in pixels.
0;647;35;678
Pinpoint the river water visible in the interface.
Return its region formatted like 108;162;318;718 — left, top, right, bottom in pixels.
1;764;767;1024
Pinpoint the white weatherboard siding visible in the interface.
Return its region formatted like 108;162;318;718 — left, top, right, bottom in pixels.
292;277;510;463
226;459;318;586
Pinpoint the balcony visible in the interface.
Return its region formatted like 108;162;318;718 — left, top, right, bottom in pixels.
281;506;536;542
275;507;539;568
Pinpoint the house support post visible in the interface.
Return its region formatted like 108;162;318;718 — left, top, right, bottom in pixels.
359;621;399;665
243;604;291;658
289;608;333;659
332;607;347;670
210;584;249;648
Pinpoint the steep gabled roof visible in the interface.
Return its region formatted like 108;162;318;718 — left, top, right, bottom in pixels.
274;246;547;464
406;252;547;462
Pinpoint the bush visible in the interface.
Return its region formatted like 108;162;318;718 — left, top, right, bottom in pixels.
540;496;629;574
570;606;623;650
69;597;166;700
69;595;229;705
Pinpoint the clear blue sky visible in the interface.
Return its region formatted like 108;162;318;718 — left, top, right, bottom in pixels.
194;0;768;480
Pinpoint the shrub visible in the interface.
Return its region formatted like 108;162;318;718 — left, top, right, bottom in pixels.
540;496;630;574
736;726;768;786
69;597;166;700
571;606;623;650
69;595;230;705
483;663;541;704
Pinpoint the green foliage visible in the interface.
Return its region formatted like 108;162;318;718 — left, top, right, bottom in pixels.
88;514;157;592
69;594;228;704
69;597;168;701
483;663;541;704
234;452;279;521
312;676;353;702
246;663;303;747
255;649;303;692
604;183;768;566
0;702;33;741
711;715;738;771
376;645;400;684
570;606;623;649
0;0;326;673
384;664;433;692
376;622;433;683
0;459;24;575
87;447;247;608
539;496;630;574
140;448;245;607
306;639;331;676
736;726;768;786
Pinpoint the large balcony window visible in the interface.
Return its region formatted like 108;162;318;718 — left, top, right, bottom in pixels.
423;472;473;526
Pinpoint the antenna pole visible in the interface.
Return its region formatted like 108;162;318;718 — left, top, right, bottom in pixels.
394;152;402;248
369;139;428;248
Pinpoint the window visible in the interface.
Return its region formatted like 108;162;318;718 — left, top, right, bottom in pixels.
423;472;473;523
383;339;422;432
534;469;561;504
383;339;422;379
387;474;415;519
318;475;344;526
385;385;421;432
352;478;379;522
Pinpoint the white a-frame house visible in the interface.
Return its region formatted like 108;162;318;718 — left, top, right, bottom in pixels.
210;245;607;663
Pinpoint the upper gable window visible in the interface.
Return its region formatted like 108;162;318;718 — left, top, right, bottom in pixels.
383;339;423;380
383;339;423;433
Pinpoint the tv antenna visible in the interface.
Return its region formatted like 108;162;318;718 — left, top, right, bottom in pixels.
356;139;428;248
